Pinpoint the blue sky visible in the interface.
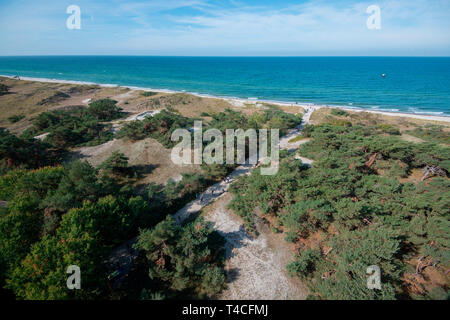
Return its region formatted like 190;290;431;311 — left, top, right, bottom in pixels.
0;0;449;56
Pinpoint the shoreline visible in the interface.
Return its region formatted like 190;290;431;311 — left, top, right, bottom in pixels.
2;74;449;123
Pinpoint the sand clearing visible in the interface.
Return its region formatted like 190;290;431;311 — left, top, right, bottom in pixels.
72;138;202;185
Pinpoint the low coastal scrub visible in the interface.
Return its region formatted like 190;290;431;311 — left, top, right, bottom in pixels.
330;109;349;117
208;108;302;136
229;123;449;300
117;110;194;147
0;128;62;173
7;115;25;123
117;108;302;149
22;99;123;148
140;91;158;97
0;84;8;96
406;124;450;144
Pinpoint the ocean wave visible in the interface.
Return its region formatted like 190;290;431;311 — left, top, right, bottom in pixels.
1;73;448;119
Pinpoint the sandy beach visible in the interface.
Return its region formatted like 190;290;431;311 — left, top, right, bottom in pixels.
2;74;449;124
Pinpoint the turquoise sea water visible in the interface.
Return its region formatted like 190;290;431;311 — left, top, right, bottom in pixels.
0;56;449;116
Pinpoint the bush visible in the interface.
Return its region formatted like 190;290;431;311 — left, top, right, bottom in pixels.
286;249;321;277
0;128;59;172
378;124;401;135
117;110;193;147
140;91;158;97
23;103;119;148
0;84;8;95
87;99;122;121
135;216;226;298
7;115;24;123
330;109;349;117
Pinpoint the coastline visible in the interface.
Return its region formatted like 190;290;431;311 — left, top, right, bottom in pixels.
2;74;449;123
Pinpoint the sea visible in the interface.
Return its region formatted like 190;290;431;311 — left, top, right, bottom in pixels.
0;56;449;116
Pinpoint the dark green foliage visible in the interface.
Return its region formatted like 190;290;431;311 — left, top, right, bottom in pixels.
0;84;8;95
0;159;153;299
0;128;59;173
5;193;148;300
117;110;193;147
7;115;25;123
286;248;321;277
229;123;450;299
98;151;133;184
42;161;103;212
140;91;158;97
209;108;301;136
330;109;349;117
116;121;147;141
135;216;226;298
0;167;65;285
87;99;122;121
22;99;122;148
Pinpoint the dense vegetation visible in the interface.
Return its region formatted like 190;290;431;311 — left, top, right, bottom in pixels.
134;216;226;299
7;115;25;123
0;152;226;299
21;99;123;148
0;128;62;174
118;108;302;147
0;102;305;300
229;123;449;300
208;108;302;136
6;96;445;300
117;110;194;147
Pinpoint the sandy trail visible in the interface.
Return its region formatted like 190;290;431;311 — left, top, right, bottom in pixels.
204;193;308;300
174;107;314;223
110;107;315;298
172;107;314;299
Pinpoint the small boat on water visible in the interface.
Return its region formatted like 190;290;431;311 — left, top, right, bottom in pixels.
382;73;386;78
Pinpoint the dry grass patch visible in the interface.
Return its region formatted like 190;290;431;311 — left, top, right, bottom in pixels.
71;137;203;186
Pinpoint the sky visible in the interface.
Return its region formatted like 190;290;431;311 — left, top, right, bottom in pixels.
0;0;449;56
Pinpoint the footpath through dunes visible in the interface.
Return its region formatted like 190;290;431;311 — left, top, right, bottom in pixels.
109;107;315;298
203;193;308;300
174;107;314;299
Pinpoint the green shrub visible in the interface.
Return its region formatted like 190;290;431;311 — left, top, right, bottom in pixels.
7;115;25;123
140;91;158;97
0;84;8;95
87;99;122;121
330;109;349;117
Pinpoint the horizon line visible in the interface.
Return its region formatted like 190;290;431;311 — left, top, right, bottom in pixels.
0;55;449;58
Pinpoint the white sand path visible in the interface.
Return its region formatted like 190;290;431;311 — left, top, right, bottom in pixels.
109;107;315;298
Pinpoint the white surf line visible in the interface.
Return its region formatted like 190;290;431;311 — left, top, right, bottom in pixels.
3;74;448;123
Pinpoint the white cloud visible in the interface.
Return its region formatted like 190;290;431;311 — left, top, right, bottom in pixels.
0;0;449;55
116;0;450;55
